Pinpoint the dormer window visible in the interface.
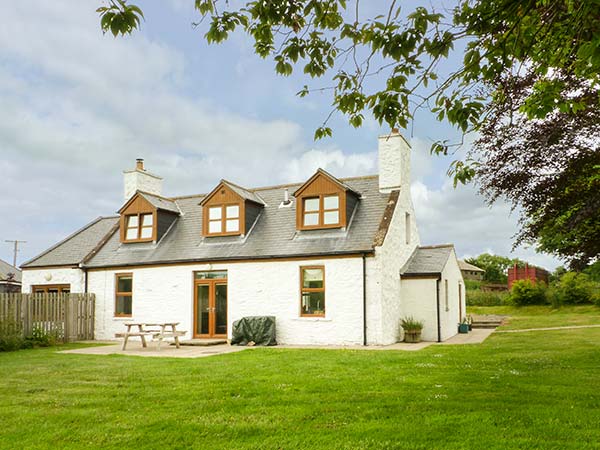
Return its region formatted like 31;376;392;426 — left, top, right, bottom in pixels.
294;169;360;231
118;191;180;244
208;204;240;235
200;180;265;237
125;213;154;241
302;194;340;228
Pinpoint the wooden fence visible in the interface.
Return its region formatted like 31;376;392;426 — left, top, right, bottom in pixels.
0;293;95;342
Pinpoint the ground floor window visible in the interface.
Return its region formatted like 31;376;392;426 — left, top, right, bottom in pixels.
115;273;133;317
300;266;325;317
32;284;70;294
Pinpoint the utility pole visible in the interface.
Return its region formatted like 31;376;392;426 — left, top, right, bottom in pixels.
5;240;26;268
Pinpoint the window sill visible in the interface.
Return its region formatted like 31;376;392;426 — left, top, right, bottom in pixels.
113;317;133;321
293;317;332;322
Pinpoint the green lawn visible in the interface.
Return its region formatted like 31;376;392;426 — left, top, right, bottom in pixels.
468;304;600;330
1;311;600;449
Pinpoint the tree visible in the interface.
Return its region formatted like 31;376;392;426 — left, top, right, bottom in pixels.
96;0;600;266
464;253;524;284
472;71;600;269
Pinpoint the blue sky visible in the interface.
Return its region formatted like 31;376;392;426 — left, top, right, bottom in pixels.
0;1;562;270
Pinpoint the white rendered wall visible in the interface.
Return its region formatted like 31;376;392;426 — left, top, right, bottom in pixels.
21;267;85;293
123;169;163;200
439;249;466;341
400;278;439;342
89;257;367;345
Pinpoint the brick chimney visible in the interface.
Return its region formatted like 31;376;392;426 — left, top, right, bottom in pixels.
123;158;163;200
378;128;411;193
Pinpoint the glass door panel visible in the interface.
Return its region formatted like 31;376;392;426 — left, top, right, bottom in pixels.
215;283;227;336
196;284;210;336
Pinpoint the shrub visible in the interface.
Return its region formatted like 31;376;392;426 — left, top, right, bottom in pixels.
23;327;61;349
510;280;547;306
554;272;596;304
464;280;482;291
401;316;424;332
466;289;509;306
0;319;24;352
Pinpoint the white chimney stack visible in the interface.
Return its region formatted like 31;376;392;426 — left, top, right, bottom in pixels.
378;128;411;193
123;158;163;200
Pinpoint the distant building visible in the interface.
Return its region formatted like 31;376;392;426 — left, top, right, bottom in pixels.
458;260;485;281
0;258;22;293
508;263;549;289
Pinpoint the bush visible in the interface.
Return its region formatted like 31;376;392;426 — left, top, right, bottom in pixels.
510;280;548;306
554;272;596;304
0;320;24;352
23;327;60;349
466;289;509;306
464;280;482;291
401;316;424;331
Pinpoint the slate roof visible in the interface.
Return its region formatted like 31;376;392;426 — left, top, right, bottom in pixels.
400;244;455;276
85;175;390;268
137;191;180;214
220;180;266;206
0;259;21;282
458;259;484;272
21;217;120;268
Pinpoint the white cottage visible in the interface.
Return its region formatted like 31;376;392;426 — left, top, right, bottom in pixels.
21;130;465;345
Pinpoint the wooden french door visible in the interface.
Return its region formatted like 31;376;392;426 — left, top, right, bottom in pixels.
194;278;227;338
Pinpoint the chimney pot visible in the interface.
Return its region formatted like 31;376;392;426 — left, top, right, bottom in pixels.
391;128;399;134
136;158;145;171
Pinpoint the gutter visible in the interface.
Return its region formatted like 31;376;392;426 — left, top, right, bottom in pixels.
82;250;375;270
79;263;89;293
436;276;442;343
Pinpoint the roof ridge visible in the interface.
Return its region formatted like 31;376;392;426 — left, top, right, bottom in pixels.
21;217;108;268
418;244;455;250
168;174;379;197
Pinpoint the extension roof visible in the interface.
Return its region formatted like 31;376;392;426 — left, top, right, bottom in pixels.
400;244;455;277
21;217;120;268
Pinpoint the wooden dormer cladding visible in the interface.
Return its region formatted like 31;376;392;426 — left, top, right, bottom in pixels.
119;193;157;243
200;181;264;237
118;191;179;243
293;169;360;230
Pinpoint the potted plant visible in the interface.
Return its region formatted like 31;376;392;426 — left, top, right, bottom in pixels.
458;317;469;334
401;316;424;343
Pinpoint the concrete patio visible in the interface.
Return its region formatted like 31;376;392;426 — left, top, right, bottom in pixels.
60;328;495;358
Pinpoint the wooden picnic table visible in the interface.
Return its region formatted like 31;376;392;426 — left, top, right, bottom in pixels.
117;322;186;350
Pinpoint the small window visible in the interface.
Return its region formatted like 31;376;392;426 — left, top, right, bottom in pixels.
405;212;411;244
302;194;340;228
125;213;154;242
206;204;241;235
115;274;133;317
300;266;325;316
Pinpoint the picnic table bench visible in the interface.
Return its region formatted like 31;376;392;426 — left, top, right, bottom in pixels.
115;322;186;350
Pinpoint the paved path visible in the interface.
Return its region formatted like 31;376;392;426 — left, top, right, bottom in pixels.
60;342;248;358
437;328;495;345
496;324;600;333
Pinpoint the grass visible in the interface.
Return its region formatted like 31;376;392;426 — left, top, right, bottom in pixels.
468;304;600;330
1;310;599;449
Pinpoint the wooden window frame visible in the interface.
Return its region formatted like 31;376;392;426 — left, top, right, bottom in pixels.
31;284;70;294
299;194;342;230
444;279;449;312
299;265;326;317
124;212;156;243
204;202;243;237
115;273;133;318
